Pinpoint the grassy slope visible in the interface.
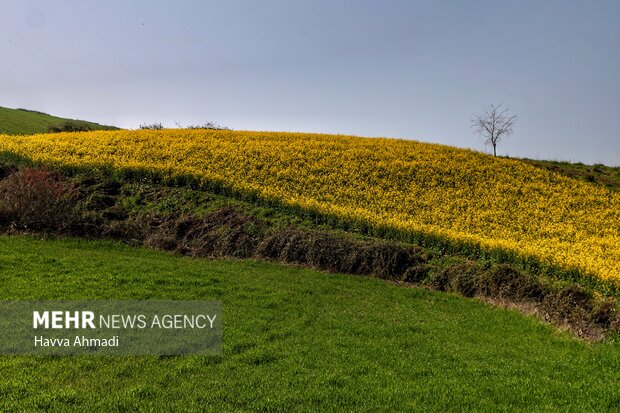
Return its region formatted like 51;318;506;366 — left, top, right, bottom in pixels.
0;106;118;135
522;158;620;192
1;235;619;411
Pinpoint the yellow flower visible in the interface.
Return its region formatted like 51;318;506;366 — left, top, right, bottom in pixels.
0;129;618;283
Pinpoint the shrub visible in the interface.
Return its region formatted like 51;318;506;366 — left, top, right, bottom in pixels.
139;123;164;130
73;178;125;237
48;121;94;133
256;229;423;279
142;208;269;258
450;262;483;297
184;121;230;131
542;285;594;323
401;264;431;283
0;168;77;231
478;264;544;301
591;300;616;328
429;261;483;297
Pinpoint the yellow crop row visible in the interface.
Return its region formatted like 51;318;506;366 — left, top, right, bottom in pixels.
0;129;618;282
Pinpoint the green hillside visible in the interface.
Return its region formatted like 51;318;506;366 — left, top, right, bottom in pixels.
1;235;620;411
0;106;118;135
522;158;620;192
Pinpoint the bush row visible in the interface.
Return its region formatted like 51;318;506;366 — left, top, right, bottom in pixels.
0;166;617;339
430;262;617;337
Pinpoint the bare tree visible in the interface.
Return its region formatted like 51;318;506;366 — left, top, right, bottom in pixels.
471;104;517;157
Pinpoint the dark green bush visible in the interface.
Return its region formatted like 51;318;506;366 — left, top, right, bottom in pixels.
478;264;545;301
47;121;94;133
256;229;424;279
429;261;482;297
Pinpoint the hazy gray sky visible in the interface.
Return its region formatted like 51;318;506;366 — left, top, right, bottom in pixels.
2;0;619;165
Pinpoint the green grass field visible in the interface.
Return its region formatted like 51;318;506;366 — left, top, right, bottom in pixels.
0;106;118;135
1;235;619;411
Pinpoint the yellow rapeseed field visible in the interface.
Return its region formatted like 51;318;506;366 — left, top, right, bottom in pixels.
0;129;618;282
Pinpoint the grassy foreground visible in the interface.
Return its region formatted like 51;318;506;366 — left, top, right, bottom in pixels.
1;236;619;411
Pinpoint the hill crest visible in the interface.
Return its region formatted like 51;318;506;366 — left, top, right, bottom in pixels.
0;106;118;135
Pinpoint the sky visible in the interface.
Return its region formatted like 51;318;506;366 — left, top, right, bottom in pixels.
1;0;619;165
